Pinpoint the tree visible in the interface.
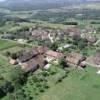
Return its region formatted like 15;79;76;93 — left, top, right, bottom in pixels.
73;36;81;46
50;42;58;51
59;57;69;69
78;39;87;50
11;53;18;59
14;89;28;100
0;79;14;98
5;51;11;57
5;67;26;90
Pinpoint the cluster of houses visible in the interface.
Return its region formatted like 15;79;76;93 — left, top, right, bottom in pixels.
9;44;100;73
29;27;64;43
30;26;98;44
6;25;99;73
0;25;98;45
9;46;63;72
29;26;98;44
64;26;98;44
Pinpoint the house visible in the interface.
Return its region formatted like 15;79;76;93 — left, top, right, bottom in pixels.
86;52;100;66
57;44;72;51
21;55;45;72
45;50;63;62
21;58;39;72
64;27;81;37
85;35;97;44
17;48;39;63
81;34;97;44
17;46;48;72
37;46;48;54
9;59;18;65
18;46;48;64
66;52;86;67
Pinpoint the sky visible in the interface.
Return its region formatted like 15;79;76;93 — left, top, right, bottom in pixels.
0;0;5;2
0;0;100;2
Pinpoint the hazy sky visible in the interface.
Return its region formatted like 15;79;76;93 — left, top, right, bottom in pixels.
0;0;5;1
0;0;100;2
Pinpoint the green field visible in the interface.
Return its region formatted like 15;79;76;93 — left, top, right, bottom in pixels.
0;39;18;50
0;52;18;82
0;39;22;81
36;67;100;100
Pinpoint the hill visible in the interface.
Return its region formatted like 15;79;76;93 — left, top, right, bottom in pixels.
0;0;100;11
0;0;68;10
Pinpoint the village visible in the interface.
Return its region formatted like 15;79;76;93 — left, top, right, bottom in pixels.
1;25;98;73
0;0;100;99
0;23;100;100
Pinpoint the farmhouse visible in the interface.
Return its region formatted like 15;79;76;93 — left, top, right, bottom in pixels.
45;50;63;62
86;52;100;66
64;27;81;37
17;46;49;72
37;46;49;54
18;48;39;63
66;52;86;67
21;55;45;72
21;58;39;72
86;35;97;44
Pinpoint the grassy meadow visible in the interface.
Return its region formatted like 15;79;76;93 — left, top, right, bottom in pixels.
37;67;100;100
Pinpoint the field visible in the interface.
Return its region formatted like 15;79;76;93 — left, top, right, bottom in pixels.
0;55;13;76
0;39;18;50
37;67;100;100
0;39;24;79
0;2;100;99
1;46;24;54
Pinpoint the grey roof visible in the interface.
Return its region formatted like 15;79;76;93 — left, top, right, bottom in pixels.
18;49;39;62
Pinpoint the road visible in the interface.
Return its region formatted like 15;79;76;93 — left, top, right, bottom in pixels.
0;38;33;47
94;39;100;45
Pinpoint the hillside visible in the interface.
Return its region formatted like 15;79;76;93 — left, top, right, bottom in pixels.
0;0;100;11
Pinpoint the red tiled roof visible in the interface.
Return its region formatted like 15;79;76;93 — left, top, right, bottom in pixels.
46;50;63;58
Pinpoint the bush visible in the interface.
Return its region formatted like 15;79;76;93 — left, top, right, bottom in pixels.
50;42;58;51
59;57;69;69
44;85;49;89
11;53;18;59
42;71;49;77
5;51;11;57
39;89;45;93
